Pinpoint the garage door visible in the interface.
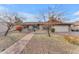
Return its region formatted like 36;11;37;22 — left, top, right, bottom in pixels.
53;26;69;32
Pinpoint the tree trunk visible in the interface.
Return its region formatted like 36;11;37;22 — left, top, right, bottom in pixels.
4;27;10;36
47;27;51;37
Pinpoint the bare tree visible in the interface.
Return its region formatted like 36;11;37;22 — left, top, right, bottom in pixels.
36;6;64;37
0;12;23;36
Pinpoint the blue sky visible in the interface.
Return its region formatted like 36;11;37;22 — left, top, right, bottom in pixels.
0;4;79;22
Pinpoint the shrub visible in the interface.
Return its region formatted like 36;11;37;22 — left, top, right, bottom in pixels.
64;35;79;45
51;28;55;32
15;25;24;32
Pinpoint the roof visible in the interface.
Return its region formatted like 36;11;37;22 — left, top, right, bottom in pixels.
23;19;72;26
73;21;79;26
48;19;62;23
23;22;72;26
23;22;44;25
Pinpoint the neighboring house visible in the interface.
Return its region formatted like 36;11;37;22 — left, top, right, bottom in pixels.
71;21;79;31
23;19;72;32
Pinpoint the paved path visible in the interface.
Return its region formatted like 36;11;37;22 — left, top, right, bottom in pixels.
1;32;34;54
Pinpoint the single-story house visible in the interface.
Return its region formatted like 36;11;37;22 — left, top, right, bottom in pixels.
23;19;72;32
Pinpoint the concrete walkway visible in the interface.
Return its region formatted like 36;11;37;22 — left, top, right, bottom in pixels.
1;32;34;54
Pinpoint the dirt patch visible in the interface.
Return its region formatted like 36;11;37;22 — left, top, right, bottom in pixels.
22;34;79;54
0;32;26;52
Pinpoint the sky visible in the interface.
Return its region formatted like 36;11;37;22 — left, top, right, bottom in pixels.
0;4;79;22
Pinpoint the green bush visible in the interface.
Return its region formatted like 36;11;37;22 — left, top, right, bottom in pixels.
51;28;55;32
